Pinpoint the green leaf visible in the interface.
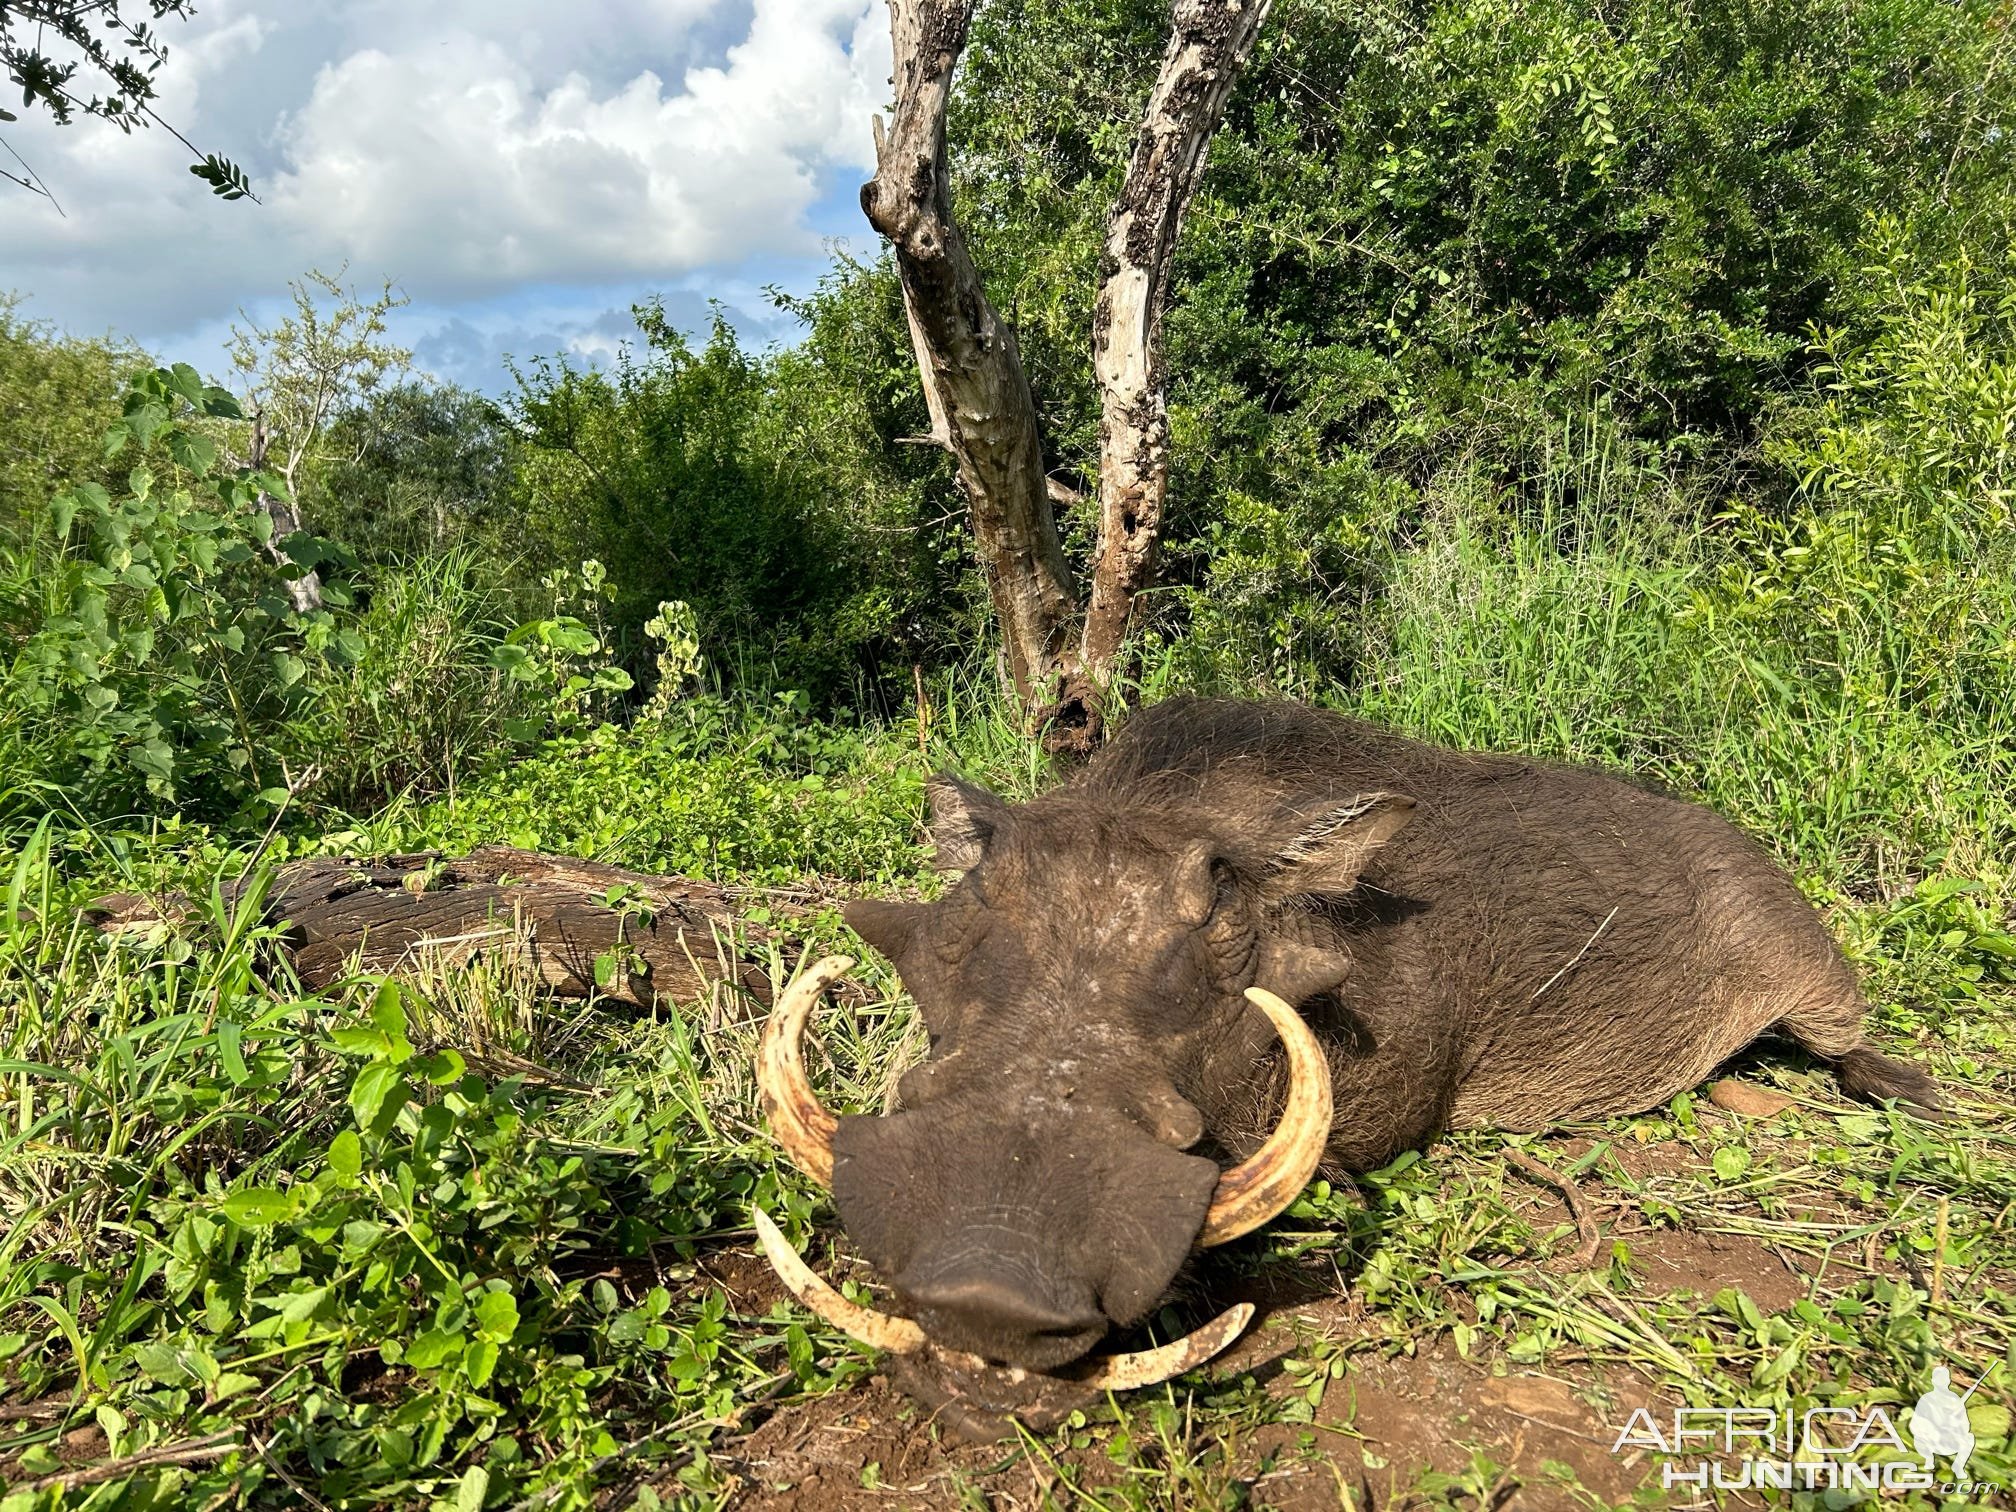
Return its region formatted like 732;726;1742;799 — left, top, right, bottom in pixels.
329;1026;393;1057
129;739;175;784
463;1337;500;1387
348;1063;408;1136
190;152;256;202
404;1330;462;1369
217;1018;249;1083
222;1188;294;1227
414;1049;466;1086
1969;1401;2011;1440
455;1464;490;1512
369;980;407;1038
1712;1146;1750;1181
473;1289;519;1342
271;651;307;689
279;1287;330;1323
166;364;206;404
167;428;218;475
213;1371;260;1401
328;1129;362;1181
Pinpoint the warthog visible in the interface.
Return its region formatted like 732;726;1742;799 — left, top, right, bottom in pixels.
754;697;1940;1435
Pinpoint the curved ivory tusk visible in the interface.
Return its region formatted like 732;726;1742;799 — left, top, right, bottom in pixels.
1071;1302;1255;1391
756;954;850;1186
1197;986;1335;1246
752;1208;926;1354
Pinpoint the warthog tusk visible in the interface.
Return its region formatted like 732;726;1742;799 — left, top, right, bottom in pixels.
755;954;849;1186
1197;986;1335;1246
1068;1302;1256;1390
751;1208;927;1354
753;1207;1255;1388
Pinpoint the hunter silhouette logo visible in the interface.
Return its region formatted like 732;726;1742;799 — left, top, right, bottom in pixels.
1909;1363;1996;1481
1611;1358;2004;1492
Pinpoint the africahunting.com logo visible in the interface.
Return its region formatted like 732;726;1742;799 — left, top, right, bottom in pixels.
1610;1361;2003;1494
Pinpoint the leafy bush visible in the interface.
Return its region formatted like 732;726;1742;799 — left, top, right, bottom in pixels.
504;306;944;700
288;552;531;816
0;830;865;1509
0;366;345;820
0;298;148;538
306;382;514;567
377;706;927;887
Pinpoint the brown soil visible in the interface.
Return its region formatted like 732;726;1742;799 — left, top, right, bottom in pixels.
665;1124;1857;1511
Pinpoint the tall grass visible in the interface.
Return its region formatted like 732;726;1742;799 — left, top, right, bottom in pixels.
299;550;527;816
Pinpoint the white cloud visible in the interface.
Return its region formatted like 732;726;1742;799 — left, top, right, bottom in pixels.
0;0;888;360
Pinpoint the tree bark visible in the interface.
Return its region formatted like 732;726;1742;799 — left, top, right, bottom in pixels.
246;409;324;615
866;0;1271;750
1079;0;1275;698
88;847;823;1013
863;0;1077;706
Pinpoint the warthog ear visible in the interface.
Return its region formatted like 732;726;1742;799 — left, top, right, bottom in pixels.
925;773;1008;873
845;898;930;962
1261;792;1416;904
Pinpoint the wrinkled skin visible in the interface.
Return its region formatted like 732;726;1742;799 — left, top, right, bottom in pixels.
832;697;1941;1410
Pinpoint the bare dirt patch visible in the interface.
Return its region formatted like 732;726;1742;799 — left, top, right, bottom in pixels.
1241;1332;1664;1510
1622;1226;1808;1313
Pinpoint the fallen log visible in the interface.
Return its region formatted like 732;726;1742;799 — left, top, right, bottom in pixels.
90;846;811;1010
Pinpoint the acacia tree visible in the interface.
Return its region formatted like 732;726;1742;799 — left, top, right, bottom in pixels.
864;0;1270;749
228;271;411;614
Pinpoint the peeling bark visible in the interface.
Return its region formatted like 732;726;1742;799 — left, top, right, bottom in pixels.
867;0;1270;747
1081;0;1274;699
864;0;1077;705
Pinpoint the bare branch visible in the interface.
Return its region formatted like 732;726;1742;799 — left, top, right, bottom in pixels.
1080;0;1274;688
1045;474;1085;509
862;0;1076;705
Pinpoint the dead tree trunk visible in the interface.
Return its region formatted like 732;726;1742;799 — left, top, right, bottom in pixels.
89;847;815;1011
862;1;1078;706
865;0;1272;751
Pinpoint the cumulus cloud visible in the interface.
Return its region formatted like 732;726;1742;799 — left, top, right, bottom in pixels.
267;0;886;294
0;0;887;366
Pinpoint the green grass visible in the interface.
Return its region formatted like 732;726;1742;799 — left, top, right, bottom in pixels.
5;384;2016;1506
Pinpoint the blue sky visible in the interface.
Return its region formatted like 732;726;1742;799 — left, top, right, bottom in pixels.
0;1;891;391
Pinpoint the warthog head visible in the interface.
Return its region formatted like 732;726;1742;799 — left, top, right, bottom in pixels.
753;773;1414;1428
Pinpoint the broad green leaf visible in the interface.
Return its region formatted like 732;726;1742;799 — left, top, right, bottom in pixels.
414;1049;466;1086
404;1330;462;1369
463;1337;500;1387
328;1130;362;1181
222;1188;294;1227
348;1063;408;1136
473;1289;519;1342
167;429;217;475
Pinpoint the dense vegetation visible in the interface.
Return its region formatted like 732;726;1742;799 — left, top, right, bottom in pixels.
2;0;2013;1505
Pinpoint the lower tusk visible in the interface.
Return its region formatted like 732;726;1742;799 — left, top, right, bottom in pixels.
1071;1302;1255;1391
751;1208;926;1355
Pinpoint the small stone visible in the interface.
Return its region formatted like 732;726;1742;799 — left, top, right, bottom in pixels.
1708;1079;1794;1117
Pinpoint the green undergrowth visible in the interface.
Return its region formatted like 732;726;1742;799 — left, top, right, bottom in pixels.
2;677;2012;1509
5;246;2016;1506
